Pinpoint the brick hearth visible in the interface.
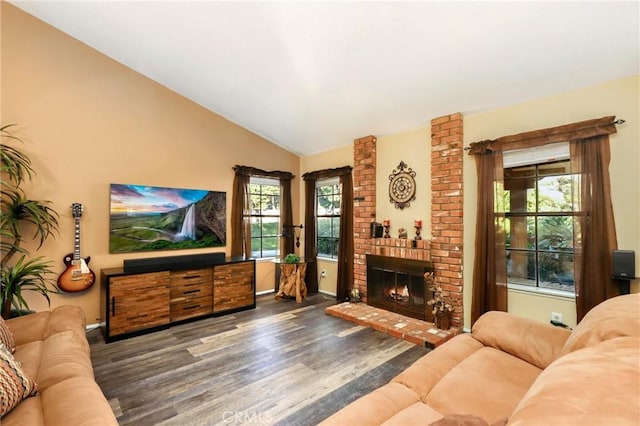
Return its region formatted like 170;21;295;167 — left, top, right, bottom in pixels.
325;302;458;349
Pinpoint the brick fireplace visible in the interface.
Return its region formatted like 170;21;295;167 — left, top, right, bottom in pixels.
353;114;464;328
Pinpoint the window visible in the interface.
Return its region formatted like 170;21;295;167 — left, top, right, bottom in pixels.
503;158;575;294
247;177;280;258
316;178;341;259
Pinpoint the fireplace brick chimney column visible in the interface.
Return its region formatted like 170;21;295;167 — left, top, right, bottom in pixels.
430;113;464;327
353;135;377;301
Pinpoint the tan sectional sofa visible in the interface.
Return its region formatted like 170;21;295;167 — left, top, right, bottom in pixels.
322;293;640;425
3;305;118;425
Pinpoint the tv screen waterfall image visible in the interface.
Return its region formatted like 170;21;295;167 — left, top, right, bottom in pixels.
109;184;226;253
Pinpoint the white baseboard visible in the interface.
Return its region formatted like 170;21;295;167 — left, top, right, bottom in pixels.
86;323;101;332
319;290;337;297
256;290;275;296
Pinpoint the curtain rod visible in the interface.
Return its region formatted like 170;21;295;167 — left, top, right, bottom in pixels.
462;118;626;151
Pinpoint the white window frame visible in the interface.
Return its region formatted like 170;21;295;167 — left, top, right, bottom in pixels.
247;177;281;259
503;142;575;299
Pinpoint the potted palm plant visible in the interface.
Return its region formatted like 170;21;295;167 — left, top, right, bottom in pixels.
1;124;59;319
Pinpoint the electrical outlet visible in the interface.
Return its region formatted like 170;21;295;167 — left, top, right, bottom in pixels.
321;270;327;278
551;312;563;323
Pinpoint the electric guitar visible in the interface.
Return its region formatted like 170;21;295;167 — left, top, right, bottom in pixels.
57;203;95;293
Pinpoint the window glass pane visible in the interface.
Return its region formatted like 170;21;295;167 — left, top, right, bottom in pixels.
507;250;536;286
538;252;574;291
332;217;340;235
250;238;261;257
505;216;534;249
261;237;278;258
538;160;570;176
250;217;261;237
538;175;572;212
317;237;332;257
504;165;535;178
317;217;332;237
504;178;536;213
262;217;279;237
537;216;573;251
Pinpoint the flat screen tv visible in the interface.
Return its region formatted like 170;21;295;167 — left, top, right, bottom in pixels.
109;183;226;253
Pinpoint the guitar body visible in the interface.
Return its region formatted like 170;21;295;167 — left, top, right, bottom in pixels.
57;253;96;293
57;203;95;293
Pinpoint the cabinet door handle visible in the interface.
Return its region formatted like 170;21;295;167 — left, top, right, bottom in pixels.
184;290;200;295
184;305;199;310
184;275;201;279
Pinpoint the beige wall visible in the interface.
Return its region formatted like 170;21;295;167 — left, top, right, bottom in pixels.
1;4;300;323
300;145;353;295
376;128;431;238
463;75;640;329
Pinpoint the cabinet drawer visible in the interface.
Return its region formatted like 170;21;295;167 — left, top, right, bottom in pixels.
170;296;212;321
170;281;212;302
170;268;212;285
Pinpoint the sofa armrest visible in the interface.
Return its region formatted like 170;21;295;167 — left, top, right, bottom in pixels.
472;311;570;369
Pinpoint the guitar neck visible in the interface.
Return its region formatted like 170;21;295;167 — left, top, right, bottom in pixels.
74;217;81;262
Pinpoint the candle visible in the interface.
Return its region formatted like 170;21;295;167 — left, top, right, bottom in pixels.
383;219;390;227
415;219;422;228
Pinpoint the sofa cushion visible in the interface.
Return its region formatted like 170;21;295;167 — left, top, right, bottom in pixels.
508;336;640;425
425;346;541;424
320;382;421;425
11;341;42;382
472;311;571;369
561;293;640;356
2;377;118;426
381;402;443;425
393;334;484;398
0;317;16;353
0;345;38;418
36;330;94;390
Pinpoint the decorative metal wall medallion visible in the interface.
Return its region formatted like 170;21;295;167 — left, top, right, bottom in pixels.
388;161;416;209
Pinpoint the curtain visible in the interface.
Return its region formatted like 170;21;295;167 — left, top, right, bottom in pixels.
281;177;294;256
230;171;250;258
303;166;353;297
571;136;619;321
468;116;619;324
470;147;507;324
304;178;318;293
337;173;354;301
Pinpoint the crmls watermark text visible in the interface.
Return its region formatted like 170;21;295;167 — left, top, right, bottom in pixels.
222;410;273;425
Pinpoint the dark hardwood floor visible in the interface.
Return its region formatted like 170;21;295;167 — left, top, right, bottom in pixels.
88;293;430;425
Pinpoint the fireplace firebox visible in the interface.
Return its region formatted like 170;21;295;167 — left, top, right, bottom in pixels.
366;254;434;321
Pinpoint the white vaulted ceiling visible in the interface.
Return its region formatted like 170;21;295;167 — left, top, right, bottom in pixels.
9;1;640;156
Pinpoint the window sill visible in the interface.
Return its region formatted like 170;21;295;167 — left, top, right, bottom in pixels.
507;283;575;300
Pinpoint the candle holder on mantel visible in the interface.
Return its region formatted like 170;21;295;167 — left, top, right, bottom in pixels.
414;220;423;240
383;219;391;238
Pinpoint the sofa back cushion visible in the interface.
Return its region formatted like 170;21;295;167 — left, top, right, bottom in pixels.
561;293;640;356
472;311;571;369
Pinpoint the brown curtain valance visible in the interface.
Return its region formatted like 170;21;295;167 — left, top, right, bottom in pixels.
233;165;294;181
468;116;618;155
302;166;353;181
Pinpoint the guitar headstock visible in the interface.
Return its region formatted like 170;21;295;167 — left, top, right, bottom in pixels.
71;203;84;218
